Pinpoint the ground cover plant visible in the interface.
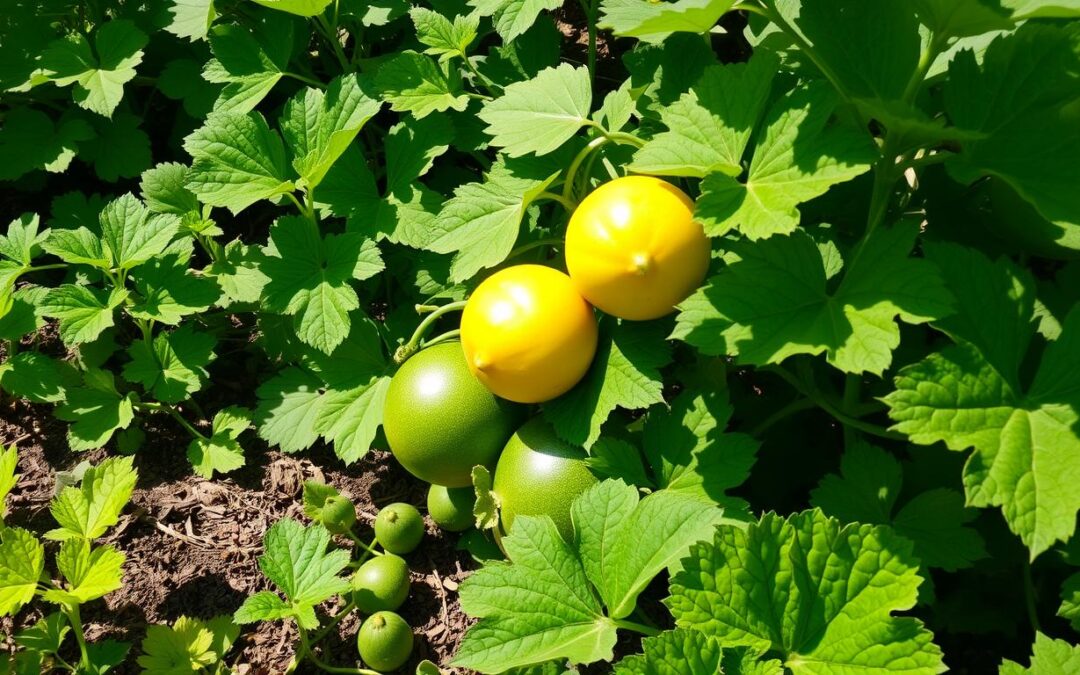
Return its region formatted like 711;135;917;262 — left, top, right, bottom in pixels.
1;0;1080;672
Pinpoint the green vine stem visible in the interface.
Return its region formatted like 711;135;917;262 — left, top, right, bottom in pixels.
766;366;904;441
562;136;612;202
579;0;599;84
538;191;578;212
613;619;661;637
347;531;382;557
65;604;91;672
506;237;565;260
422;329;461;349
394;300;468;364
311;598;358;645
298;627;380;675
749;397;816;437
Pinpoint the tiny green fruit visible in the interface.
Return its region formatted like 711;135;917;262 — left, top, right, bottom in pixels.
374;503;424;554
319;495;357;535
357;611;413;672
352;554;410;614
427;484;475;532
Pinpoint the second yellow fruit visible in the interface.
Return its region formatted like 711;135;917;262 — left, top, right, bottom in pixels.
461;265;598;403
566;175;710;321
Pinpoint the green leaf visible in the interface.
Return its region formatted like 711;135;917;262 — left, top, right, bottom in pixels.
207;241;270;306
138;616;226;673
166;0;217;41
314;376;391;464
14;613;70;655
184;111;295;214
255;367;325;453
255;519;351;629
129;254;222;325
0;528;45;616
40;20;147;117
613;629;723;674
1001;633;1080;674
810;441;986;571
411;8;480;62
673;223;954;375
39;285;129;346
426;163;559;282
1060;572;1080;632
545;320;672;448
469;0;563;42
0;352;68;404
0;108;92;180
203;22;291;114
43;539;124;604
599;0;737;43
0;286;47;342
140;163;200;216
261;217;384;354
454;516;618;672
886;244;1080;558
281;74;382;190
46;456;137;540
251;0;332;16
159;58;220;118
80;112;153;182
912;0;1012;38
42;228;109;270
0;445;18;515
375;51;470;118
668;509;945;674
234;591;293;624
643;390;756;513
478;63;592;157
187;406;252;479
84;640;131;674
1002;0;1080;20
122;325;216;403
572;481;723;619
630;53;777;178
945;24;1080;234
99;194;181;271
472;465;499;531
764;0;921;116
0;214;44;266
694;82;876;239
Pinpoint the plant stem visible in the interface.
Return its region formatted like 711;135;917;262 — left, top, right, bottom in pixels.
163;404;209;442
900;152;950;172
749;397;816;437
614;619;661;637
538;191;578;212
394;301;468;363
602;129;645;148
767;366;904;441
579;0;598;84
285;72;326;88
285;192;306;215
507;237;564;260
1023;557;1041;633
462;55;500;96
66;604;91;671
423;329;461;348
315;15;350;71
311;599;357;644
902;30;948;104
26;263;68;273
563;136;611;202
299;627;380;675
841;373;862;449
347;531;381;557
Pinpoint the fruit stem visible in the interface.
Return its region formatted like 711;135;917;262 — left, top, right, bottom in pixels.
423;329;461;349
614;618;661;637
311;599;356;644
348;531;382;557
299;627;379;675
394;301;468;364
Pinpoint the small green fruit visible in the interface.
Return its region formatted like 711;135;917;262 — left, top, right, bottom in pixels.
357;611;413;672
319;495;357;535
352;554;410;614
427;485;475;532
374;503;424;555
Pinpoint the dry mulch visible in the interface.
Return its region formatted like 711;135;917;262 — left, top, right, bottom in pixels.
0;400;476;673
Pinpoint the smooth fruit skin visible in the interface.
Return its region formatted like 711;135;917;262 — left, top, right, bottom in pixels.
356;611;413;672
319;495;357;535
374;503;425;555
351;554;410;614
461;265;599;403
427;484;475;532
566;175;711;320
493;418;599;540
383;341;525;487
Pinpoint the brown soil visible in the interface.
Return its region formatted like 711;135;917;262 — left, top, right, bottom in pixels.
0;401;476;673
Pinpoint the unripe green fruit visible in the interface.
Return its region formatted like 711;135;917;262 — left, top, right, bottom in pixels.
427;485;475;532
374;503;424;555
319;495;357;535
351;554;410;614
356;611;413;672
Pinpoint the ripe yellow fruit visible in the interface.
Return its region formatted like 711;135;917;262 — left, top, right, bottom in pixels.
566;175;711;320
461;265;598;403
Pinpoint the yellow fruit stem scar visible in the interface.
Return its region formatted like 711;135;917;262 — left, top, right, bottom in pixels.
629;252;652;276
